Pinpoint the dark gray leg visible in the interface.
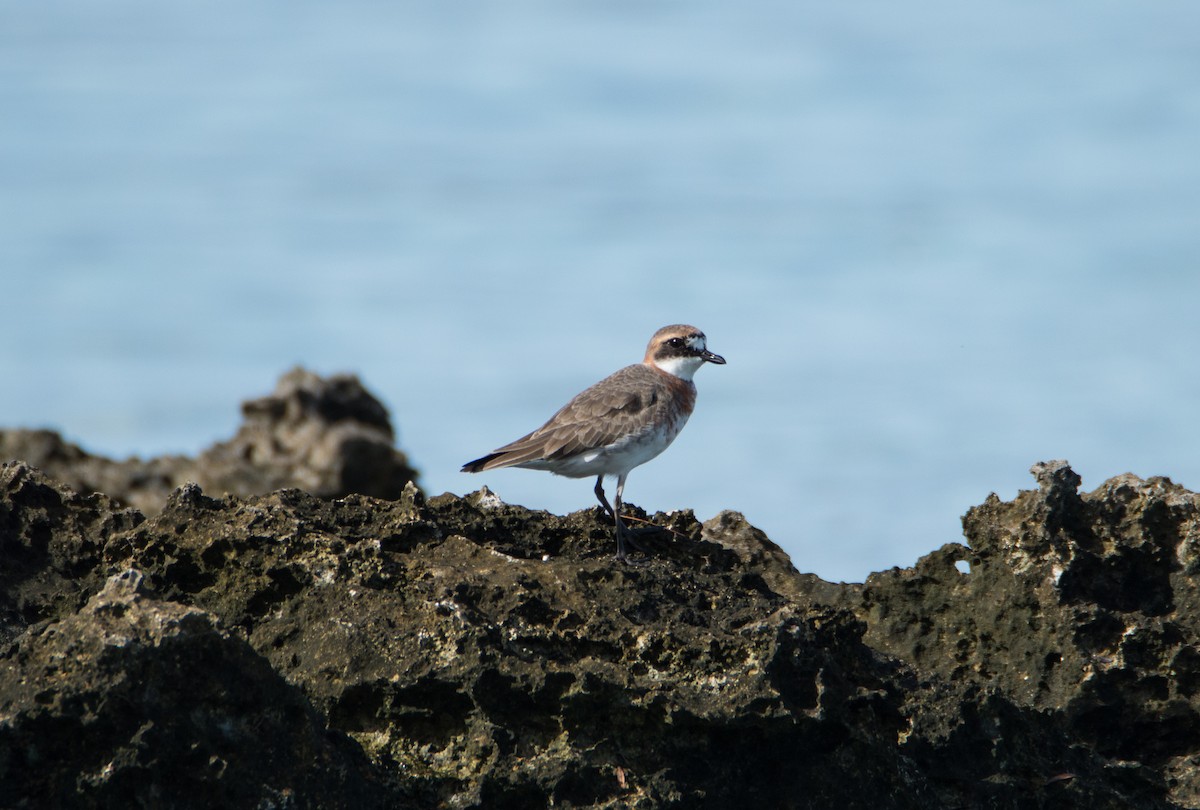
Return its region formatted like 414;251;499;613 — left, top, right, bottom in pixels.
597;474;647;564
594;475;616;520
613;473;627;560
614;473;644;563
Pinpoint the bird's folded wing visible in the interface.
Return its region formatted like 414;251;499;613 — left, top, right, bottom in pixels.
499;367;656;460
540;387;649;459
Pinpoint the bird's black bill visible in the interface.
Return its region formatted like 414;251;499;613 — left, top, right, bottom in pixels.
702;350;726;364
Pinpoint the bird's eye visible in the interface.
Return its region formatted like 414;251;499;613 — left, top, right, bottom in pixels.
667;337;684;348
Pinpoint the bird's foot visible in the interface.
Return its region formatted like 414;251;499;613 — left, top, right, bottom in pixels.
615;524;658;565
614;548;652;567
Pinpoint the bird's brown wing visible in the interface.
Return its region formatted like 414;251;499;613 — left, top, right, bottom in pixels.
462;365;660;471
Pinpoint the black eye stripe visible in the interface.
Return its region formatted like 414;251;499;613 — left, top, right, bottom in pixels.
665;334;704;350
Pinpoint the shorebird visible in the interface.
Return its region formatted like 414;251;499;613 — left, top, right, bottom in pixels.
462;324;725;562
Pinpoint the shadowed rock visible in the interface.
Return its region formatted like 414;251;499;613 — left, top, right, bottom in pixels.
0;567;400;809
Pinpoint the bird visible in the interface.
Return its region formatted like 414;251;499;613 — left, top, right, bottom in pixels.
462;324;725;562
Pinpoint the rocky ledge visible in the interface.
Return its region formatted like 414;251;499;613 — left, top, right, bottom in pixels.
2;372;1200;808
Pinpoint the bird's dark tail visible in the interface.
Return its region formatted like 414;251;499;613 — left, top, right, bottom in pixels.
461;453;504;473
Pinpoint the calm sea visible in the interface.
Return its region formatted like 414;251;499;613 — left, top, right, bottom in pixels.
3;1;1199;581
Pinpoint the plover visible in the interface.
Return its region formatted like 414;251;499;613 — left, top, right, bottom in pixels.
462;324;725;562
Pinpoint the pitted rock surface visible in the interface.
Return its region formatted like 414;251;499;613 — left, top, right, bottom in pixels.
3;421;1199;807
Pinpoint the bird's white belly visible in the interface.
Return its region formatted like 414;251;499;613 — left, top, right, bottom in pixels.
526;417;689;479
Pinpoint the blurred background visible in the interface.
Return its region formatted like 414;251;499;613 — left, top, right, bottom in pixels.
2;1;1198;582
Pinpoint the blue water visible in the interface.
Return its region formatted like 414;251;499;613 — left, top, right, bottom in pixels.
3;1;1199;582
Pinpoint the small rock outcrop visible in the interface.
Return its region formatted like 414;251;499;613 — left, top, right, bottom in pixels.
0;368;419;515
836;459;1200;808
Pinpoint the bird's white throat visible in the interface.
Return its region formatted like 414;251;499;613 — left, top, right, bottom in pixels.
652;354;706;380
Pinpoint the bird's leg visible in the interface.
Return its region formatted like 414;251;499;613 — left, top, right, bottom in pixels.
613;473;629;560
594;475;616;521
596;475;648;564
612;473;651;564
